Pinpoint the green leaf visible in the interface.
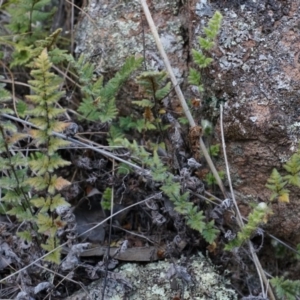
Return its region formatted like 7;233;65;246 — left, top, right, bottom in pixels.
155;82;171;100
188;68;201;86
187;210;206;232
17;230;33;242
202;221;219;244
270;276;300;300
7;207;33;221
266;168;288;201
102;187;112;210
42;237;62;264
36;213;54;233
208;144;220;157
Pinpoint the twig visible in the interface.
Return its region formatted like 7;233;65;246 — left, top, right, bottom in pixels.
139;0;226;196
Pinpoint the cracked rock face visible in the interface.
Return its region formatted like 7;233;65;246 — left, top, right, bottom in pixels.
209;0;300;240
75;0;300;240
75;0;187;80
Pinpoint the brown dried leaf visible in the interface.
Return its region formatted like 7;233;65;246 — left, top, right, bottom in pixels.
54;177;71;191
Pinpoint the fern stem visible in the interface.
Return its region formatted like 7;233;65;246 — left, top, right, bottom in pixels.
139;0;226;196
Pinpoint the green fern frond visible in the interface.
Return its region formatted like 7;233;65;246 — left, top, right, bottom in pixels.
188;67;201;86
136;71;169;98
270;276;300;300
42;237;61;264
225;202;271;250
29;152;70;175
6;0;56;41
202;11;222;44
2;189;28;204
17;230;33;243
0;81;12;103
283;153;300;187
36;213;58;236
202;220;219;244
101;56;143;101
7;207;33;221
266;168;289;202
192;50;213;68
77;56;142;122
187;209;206;231
155;82;171;100
198;38;214;51
31;194;69;212
102;187;112;210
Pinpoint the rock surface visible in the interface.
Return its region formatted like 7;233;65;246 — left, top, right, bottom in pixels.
75;0;300;240
64;253;237;299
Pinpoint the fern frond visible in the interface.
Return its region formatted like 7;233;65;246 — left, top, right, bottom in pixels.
225;202;271;250
283;153;300;187
202;220;219;244
77;56;142;122
266;168;289;202
188;68;201;86
136;71;168;97
155;82;171;100
270;276;300;300
192;49;213;68
17;230;33;243
29;152;70;175
7;207;33;221
42;237;61;264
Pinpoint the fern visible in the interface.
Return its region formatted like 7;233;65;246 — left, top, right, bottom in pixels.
225;202;271;250
205;170;225;186
270;276;300;300
116;138;219;244
4;0;59;67
102;187;112;210
266;168;289;203
0;81;33;219
24;48;71;263
188;11;222;93
77;55;142;122
283;152;300;187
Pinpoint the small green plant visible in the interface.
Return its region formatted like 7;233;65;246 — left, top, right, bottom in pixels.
224;146;300;298
225;202;271;250
270;277;300;300
102;187;112;210
3;0;59;67
116;136;219;244
188;11;222;93
266;168;290;203
76;55;143;123
0;48;71;264
0;82;33;223
205;170;225;186
24;48;71;263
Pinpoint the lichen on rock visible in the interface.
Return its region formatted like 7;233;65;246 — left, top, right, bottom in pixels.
75;0;186;81
64;253;237;299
